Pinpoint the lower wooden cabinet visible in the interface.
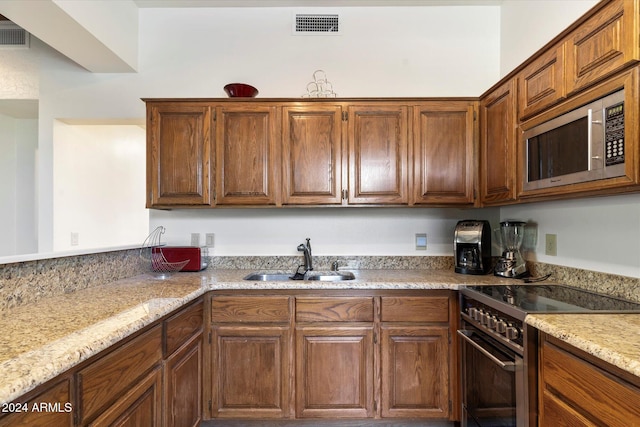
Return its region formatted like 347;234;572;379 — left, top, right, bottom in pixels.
0;377;73;427
539;333;640;426
211;326;290;418
89;368;162;427
164;334;202;427
206;290;458;422
296;326;374;418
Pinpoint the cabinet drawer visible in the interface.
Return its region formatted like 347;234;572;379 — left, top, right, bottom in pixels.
164;298;203;355
381;296;449;323
541;338;640;426
78;325;163;424
296;297;374;322
211;296;290;323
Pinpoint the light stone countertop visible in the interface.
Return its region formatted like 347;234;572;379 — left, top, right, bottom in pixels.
1;268;638;404
526;313;640;377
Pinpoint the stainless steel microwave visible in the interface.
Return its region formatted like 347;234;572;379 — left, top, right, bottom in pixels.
523;89;625;191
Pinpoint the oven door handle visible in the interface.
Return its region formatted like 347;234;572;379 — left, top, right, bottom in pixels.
457;330;516;372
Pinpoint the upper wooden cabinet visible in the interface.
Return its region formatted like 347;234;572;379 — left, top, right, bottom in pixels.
146;102;213;207
214;104;280;205
348;105;409;204
145;99;471;208
565;0;639;95
412;101;476;205
518;43;566;120
480;79;518;205
282;104;344;205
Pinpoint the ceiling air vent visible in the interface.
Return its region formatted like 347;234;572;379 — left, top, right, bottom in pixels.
0;22;29;48
293;14;340;35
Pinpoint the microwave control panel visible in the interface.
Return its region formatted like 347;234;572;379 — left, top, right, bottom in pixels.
604;102;624;166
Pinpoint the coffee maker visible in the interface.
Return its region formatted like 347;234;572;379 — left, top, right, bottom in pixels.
454;220;491;275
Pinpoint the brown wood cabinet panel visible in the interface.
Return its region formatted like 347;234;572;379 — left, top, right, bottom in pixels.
295;326;374;418
380;326;449;418
146;103;213;207
212;326;290;418
0;377;73;427
214;105;280;205
480;79;518;205
77;325;162;425
380;296;449;323
539;334;640;426
295;297;374;322
164;297;203;356
348;105;408;204
282;105;344;205
211;296;290;323
518;43;566;119
565;0;638;94
540;390;597;427
412;101;476;205
88;368;162;427
164;333;202;427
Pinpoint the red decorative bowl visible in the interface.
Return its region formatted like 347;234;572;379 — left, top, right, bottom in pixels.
223;83;259;97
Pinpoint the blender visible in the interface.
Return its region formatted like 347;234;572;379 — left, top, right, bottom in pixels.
494;221;529;278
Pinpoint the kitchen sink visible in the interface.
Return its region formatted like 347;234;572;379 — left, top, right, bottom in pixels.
243;271;355;282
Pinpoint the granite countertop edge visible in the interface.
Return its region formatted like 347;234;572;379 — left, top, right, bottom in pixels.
525;313;640;378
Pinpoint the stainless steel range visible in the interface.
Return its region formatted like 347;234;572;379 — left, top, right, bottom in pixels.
458;284;640;427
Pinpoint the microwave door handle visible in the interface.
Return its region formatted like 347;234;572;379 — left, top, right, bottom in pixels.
457;330;516;372
588;108;605;169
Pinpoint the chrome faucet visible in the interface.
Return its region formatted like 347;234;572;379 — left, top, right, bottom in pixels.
297;238;313;272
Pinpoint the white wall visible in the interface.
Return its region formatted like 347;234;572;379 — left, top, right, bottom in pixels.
35;5;500;255
52;122;148;251
500;0;599;76
0;114;37;256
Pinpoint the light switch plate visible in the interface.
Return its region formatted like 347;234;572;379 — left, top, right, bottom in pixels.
545;234;557;256
191;233;200;246
415;233;427;250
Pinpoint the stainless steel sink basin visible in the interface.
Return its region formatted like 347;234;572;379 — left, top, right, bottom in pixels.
243;273;294;281
243;271;355;282
306;271;356;281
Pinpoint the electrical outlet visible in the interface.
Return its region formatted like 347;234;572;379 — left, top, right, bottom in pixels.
205;233;215;247
415;233;427;250
191;233;201;246
70;232;79;246
545;234;557;256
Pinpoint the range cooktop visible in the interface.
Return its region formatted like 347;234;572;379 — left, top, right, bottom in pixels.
463;284;640;314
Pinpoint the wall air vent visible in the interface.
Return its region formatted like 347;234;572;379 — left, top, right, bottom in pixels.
293;14;340;35
0;22;29;48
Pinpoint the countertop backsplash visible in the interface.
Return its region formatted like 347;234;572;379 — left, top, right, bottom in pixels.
1;251;638;311
0;249;146;311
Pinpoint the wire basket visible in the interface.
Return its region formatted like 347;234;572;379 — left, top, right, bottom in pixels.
140;226;190;274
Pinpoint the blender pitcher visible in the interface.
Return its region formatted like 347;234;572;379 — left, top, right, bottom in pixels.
494;221;529;278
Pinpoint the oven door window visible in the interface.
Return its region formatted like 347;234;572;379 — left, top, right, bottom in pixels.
460;327;519;427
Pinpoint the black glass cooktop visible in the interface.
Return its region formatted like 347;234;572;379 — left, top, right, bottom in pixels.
464;284;640;313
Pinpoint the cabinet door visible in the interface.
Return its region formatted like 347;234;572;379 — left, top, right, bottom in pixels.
282;105;344;205
89;368;162;427
0;378;73;427
480;79;518;205
211;326;290;418
295;326;374;418
348;105;408;204
518;43;566;119
412;101;475;205
164;334;202;427
380;326;449;418
565;0;638;94
215;105;280;205
146;103;213;207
